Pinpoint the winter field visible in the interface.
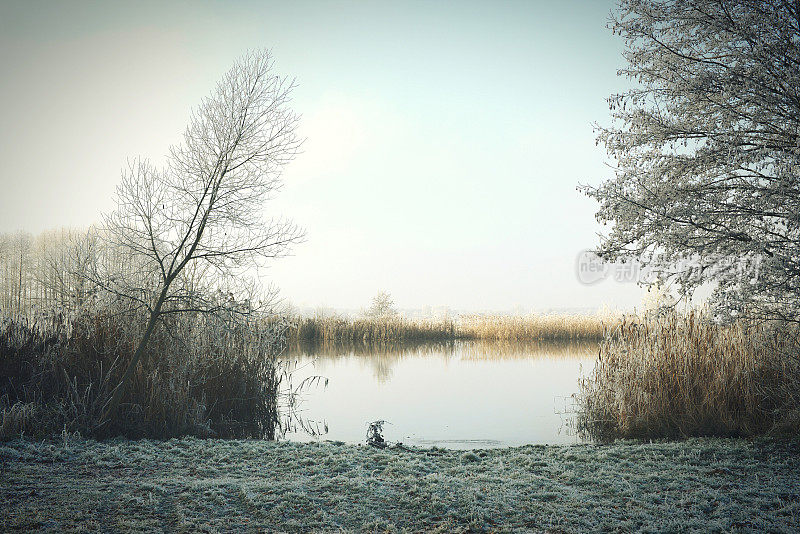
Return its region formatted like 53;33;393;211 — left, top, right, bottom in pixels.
2;437;798;532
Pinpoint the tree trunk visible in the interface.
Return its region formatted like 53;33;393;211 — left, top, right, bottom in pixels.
99;291;167;429
17;248;23;317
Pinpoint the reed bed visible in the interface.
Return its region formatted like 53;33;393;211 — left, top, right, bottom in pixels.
577;311;800;440
457;314;608;341
286;316;457;344
0;311;289;440
283;313;608;346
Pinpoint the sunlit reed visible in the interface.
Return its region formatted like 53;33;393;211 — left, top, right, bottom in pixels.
577;311;800;440
282;314;610;346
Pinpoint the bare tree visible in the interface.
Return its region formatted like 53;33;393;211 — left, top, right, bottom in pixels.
0;228;104;320
582;1;800;322
0;232;33;319
34;229;99;315
98;50;303;424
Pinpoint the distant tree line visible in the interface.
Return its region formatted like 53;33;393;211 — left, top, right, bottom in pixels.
0;229;101;319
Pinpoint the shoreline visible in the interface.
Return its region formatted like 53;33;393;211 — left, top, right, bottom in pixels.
2;437;798;532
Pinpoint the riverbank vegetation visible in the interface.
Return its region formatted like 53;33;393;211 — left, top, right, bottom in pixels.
286;315;457;344
458;313;606;341
577;312;800;441
284;312;609;346
0;310;291;441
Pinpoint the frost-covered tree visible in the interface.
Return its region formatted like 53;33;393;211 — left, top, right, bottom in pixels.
365;291;398;319
583;0;800;322
98;50;303;423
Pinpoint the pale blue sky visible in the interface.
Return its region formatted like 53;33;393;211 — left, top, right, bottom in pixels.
0;0;646;312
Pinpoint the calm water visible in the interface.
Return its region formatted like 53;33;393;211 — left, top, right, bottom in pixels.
281;340;597;449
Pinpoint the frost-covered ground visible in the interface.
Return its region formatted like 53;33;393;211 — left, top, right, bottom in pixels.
1;437;798;532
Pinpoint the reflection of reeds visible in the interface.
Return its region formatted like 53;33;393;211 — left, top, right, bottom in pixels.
577;311;800;440
284;339;457;359
456;339;597;360
283;338;598;384
284;339;597;361
283;314;610;345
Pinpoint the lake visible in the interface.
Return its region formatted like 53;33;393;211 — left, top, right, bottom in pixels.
281;340;597;449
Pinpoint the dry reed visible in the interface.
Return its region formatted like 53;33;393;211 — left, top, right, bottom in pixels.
286;316;457;344
577;311;800;440
282;313;609;346
0;310;289;440
457;314;608;341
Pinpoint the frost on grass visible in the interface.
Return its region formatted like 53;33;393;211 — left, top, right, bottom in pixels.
1;438;799;532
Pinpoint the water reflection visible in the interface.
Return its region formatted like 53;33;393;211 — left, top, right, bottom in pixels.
281;339;597;448
285;339;595;383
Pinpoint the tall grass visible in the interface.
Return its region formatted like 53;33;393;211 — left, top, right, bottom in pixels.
0;310;290;440
283;313;608;346
577;311;800;440
286;316;457;344
457;314;607;341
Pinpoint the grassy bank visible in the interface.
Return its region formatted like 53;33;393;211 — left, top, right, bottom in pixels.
577;312;800;441
2;437;798;532
285;313;609;346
